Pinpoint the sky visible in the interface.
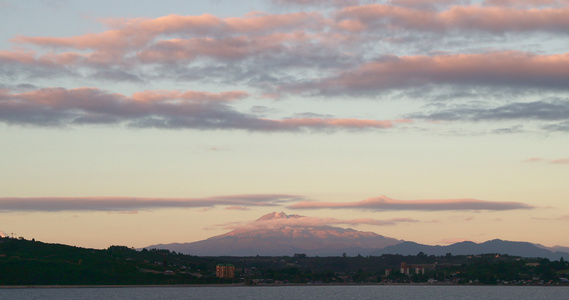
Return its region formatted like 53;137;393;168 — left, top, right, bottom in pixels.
1;0;569;250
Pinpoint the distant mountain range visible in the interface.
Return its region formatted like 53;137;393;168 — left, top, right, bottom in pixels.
145;212;569;260
374;240;569;261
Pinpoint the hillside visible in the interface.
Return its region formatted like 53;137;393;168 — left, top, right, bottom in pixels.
0;237;226;285
1;236;568;285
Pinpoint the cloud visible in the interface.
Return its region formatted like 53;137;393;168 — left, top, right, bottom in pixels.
107;211;138;215
543;120;569;132
13;12;324;49
208;146;230;151
523;157;569;164
0;194;302;212
288;195;535;211
3;3;569;137
388;0;471;9
335;3;569;33
216;214;419;231
2;11;348;88
483;0;569;8
5;4;569;89
0;87;405;131
301;52;569;95
532;214;569;221
9;12;327;67
305;217;419;226
225;205;250;211
272;0;361;6
415;98;569;121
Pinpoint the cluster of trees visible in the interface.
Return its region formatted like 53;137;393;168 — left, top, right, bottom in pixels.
229;253;568;285
1;236;568;285
0;237;229;285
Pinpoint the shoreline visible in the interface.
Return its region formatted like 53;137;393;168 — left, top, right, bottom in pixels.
2;283;568;289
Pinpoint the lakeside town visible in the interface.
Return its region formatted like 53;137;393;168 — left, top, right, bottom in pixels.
1;236;568;286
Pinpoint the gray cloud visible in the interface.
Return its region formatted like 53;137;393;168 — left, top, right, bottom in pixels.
0;87;403;131
0;194;302;212
288;195;535;211
543;120;569;132
289;51;569;98
411;98;569;122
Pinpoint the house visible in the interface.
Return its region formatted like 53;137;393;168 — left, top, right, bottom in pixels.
216;264;235;278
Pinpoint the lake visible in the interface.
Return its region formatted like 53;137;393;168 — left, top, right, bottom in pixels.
1;285;568;300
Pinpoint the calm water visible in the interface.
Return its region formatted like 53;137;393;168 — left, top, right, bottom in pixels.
1;285;568;300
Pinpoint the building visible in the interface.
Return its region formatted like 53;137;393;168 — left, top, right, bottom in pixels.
216;264;235;278
400;262;436;275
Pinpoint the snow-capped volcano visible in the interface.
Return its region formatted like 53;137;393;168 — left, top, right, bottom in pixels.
145;212;403;256
255;211;302;221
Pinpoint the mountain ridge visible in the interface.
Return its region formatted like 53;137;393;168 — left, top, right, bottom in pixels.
375;239;569;261
144;212;569;259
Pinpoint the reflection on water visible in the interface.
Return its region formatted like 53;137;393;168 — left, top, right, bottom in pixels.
1;285;568;300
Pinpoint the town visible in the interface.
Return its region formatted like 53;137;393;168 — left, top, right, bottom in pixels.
1;236;568;286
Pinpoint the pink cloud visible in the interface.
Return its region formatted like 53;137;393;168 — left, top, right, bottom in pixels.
13;12;323;51
483;0;569;7
208;146;230;152
288;195;535;211
438;5;569;33
310;51;569;93
550;158;569;164
6;12;328;70
0;194;302;212
523;157;569;164
4;5;569;89
130;90;248;103
272;0;360;6
336;4;569;33
389;0;466;8
0;50;38;64
136;33;305;63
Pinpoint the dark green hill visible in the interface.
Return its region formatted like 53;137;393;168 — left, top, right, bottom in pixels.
0;237;228;285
